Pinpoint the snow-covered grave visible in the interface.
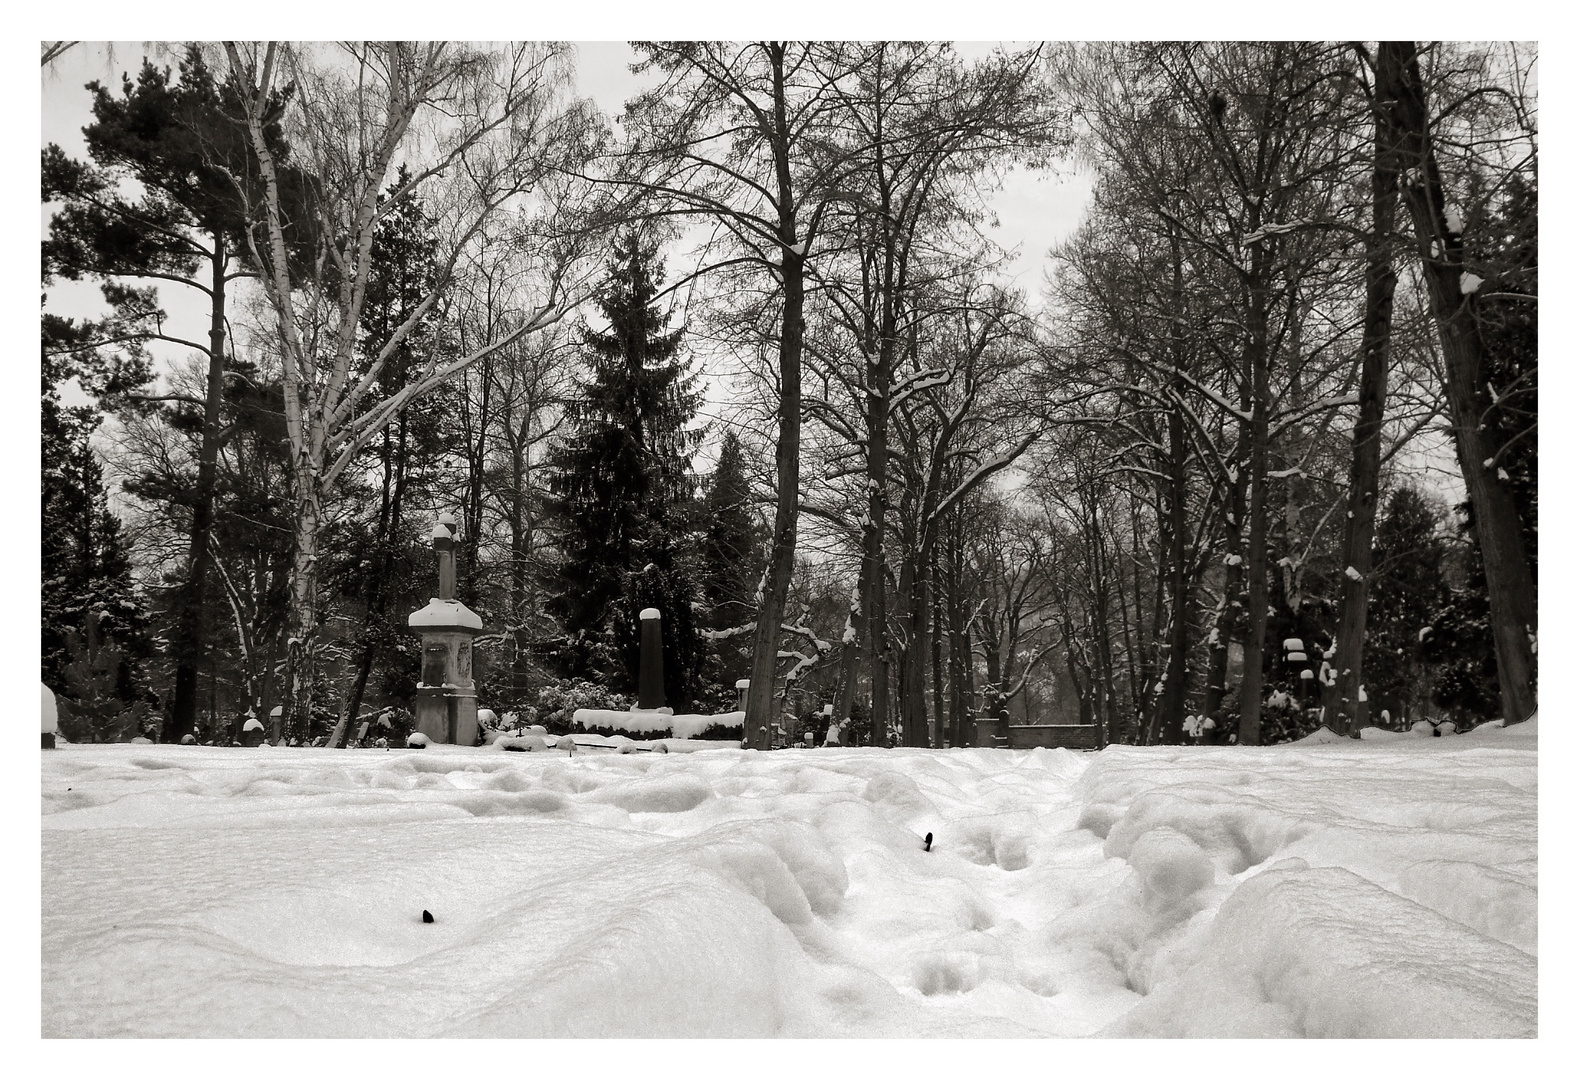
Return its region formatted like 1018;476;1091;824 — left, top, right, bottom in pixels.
41;720;1536;1037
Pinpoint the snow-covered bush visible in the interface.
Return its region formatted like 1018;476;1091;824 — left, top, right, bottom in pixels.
54;620;150;744
532;680;631;733
1259;691;1325;744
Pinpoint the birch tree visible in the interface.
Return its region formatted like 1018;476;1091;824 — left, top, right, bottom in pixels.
221;41;602;735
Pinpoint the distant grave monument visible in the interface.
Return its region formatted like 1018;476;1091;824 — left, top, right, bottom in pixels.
42;683;58;749
240;715;266;747
637;608;664;711
408;513;482;745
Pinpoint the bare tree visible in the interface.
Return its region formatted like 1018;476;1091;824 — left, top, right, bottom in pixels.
221;41;602;735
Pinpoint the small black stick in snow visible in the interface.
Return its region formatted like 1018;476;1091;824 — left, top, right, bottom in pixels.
923;832;933;852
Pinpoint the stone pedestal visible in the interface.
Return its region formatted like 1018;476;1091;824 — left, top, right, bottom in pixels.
409;598;483;745
407;517;483;745
973;716;1008;747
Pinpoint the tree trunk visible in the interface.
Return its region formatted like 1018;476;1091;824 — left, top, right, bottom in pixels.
831;577;865;733
744;51;805;750
1324;89;1399;735
1238;323;1271;745
1204;452;1248;720
898;547;932;747
508;425;534;702
1157;392;1190;743
166;237;229;743
281;427;324;744
1375;41;1537;725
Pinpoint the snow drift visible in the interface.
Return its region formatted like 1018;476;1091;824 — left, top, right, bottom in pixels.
41;720;1535;1037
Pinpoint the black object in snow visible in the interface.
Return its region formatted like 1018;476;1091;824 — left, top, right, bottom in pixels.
422;910;434;923
924;832;933;852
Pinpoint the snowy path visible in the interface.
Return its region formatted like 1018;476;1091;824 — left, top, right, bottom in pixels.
41;722;1536;1037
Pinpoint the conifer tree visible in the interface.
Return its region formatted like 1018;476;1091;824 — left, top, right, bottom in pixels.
699;429;765;693
545;233;703;706
702;431;763;624
42;275;153;712
42;46;291;742
1365;488;1451;724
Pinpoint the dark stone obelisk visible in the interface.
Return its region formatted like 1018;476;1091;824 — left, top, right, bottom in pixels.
637;607;665;710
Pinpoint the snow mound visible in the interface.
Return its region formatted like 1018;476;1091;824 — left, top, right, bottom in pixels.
43;731;1536;1037
1103;863;1536;1037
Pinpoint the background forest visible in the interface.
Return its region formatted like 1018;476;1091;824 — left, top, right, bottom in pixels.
40;40;1535;749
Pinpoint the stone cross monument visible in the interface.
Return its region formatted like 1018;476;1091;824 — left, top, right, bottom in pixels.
409;514;483;744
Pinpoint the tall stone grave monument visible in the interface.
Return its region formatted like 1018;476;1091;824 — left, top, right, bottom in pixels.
409;514;483;745
637;607;665;711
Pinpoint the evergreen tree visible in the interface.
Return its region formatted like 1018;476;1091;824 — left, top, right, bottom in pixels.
41;397;154;732
701;430;763;623
1470;172;1537;583
545;233;703;706
698;430;764;696
1365;488;1451;724
42;46;295;742
42;279;154;711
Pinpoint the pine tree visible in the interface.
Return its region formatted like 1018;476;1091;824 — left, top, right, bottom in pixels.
545;233;703;706
42;46;294;742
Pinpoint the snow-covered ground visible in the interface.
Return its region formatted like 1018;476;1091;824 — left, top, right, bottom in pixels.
41;721;1536;1038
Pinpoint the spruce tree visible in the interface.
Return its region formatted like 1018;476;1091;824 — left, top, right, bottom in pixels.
545;233;703;706
1365;488;1451;724
42;280;153;712
41;400;154;732
698;430;764;695
702;430;763;623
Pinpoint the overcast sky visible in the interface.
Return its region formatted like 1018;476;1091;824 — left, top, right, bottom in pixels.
41;42;1090;369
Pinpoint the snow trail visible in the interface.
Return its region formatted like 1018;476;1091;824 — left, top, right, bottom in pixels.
42;722;1535;1037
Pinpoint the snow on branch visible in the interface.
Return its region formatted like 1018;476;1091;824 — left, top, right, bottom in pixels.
1270;394;1359;439
929;431;1039;525
890;366;952;409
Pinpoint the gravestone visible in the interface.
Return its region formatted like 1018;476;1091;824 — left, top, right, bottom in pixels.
240;716;266;747
638;608;665;710
42;683;58;749
268;705;284;746
408;515;483;745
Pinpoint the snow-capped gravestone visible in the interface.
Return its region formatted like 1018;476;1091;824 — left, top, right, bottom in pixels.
638;608;664;711
239;716;266;747
408;514;483;746
43;683;58;749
